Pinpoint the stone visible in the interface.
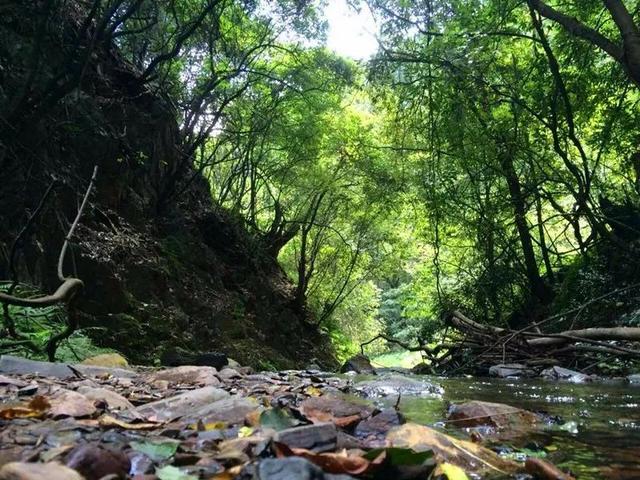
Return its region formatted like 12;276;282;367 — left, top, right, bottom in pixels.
627;374;640;384
299;395;374;428
133;386;229;422
48;389;97;418
339;355;374;374
80;353;128;368
76;386;134;410
354;409;404;438
227;358;241;368
411;363;432;375
65;444;130;479
0;355;136;379
255;457;355;480
217;368;242;381
488;363;535;378
275;423;337;453
146;366;220;386
189;396;261;425
0;375;27;387
353;375;443;398
447;401;538;429
0;462;84;480
541;366;594;383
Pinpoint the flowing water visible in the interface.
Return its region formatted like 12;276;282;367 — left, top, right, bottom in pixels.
362;375;640;479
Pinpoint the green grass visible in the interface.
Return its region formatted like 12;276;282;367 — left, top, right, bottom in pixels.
371;350;423;368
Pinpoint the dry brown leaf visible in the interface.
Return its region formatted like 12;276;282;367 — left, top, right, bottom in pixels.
98;414;162;430
273;441;385;475
0;395;50;420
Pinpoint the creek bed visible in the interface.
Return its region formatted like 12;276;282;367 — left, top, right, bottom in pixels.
358;374;640;479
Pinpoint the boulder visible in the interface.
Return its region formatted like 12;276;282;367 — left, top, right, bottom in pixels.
0;355;136;379
488;363;535;378
339;355;374;375
447;401;538;429
541;366;595;383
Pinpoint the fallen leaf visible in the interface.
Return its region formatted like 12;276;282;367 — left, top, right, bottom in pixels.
363;447;433;466
48;390;96;418
386;423;520;474
273;441;385;475
433;462;470;480
525;458;576;480
98;414;161;430
156;465;198;480
0;395;50;419
65;443;130;479
130;439;179;461
0;462;83;480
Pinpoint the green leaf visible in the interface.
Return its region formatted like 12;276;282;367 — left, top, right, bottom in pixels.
130;439;179;461
156;465;198;480
363;447;434;466
434;463;469;480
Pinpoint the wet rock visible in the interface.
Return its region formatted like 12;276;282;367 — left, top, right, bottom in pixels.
541;366;595;383
65;443;130;479
0;462;84;480
628;374;640;384
48;389;97;418
353;375;443;398
80;353;128;368
488;363;535;378
255;457;355;480
354;409;404;439
339;355;374;375
160;349;228;370
133;386;229;422
146;366;221;386
0;355;136;379
76;386;134;410
275;423;337;453
447;401;538;429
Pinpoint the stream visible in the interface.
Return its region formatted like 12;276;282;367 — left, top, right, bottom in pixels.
360;374;640;479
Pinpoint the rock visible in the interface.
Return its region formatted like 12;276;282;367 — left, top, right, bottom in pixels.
628;374;640;384
353;375;443;398
299;395;374;428
541;366;595;383
354;409;404;439
255;457;355;480
217;368;242;381
133;386;229;422
447;401;538;429
48;389;97;418
76;386;134;410
0;355;136;379
65;444;130;479
227;358;241;368
488;363;535;378
189;396;261;425
411;363;433;375
80;353;128;368
160;349;228;370
275;423;337;453
0;462;84;480
146;366;220;386
339;355;374;374
0;375;27;387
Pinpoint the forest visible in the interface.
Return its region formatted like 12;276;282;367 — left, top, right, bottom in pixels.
1;1;640;479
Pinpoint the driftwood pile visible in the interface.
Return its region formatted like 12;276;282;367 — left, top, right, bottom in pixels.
362;308;640;376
